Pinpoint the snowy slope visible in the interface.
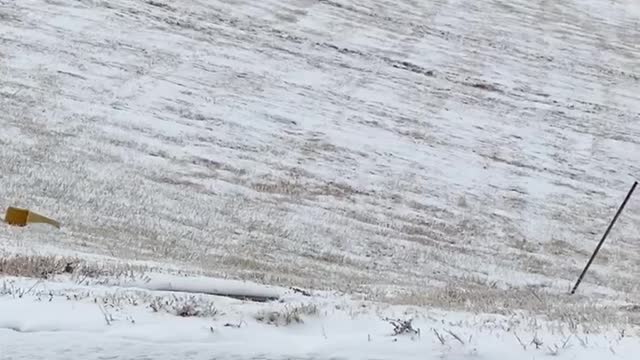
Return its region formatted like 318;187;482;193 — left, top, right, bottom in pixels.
1;0;640;347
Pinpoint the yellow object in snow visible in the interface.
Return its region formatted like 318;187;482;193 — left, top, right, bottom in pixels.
4;207;61;229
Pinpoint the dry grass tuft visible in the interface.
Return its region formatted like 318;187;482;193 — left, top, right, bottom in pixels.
149;294;218;317
382;280;640;330
385;317;420;337
255;303;319;326
0;255;150;284
0;255;76;278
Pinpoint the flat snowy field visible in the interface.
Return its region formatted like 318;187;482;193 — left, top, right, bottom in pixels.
1;0;640;358
1;268;639;360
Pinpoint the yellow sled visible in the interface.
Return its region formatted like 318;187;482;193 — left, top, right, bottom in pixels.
4;207;61;229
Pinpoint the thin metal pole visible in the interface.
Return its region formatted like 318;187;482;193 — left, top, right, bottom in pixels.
570;181;638;295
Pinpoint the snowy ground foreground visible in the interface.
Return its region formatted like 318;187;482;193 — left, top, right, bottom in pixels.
0;274;638;360
2;0;640;332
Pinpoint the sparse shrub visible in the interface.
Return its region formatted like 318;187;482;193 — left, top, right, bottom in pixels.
254;303;318;326
384;317;420;337
72;262;150;286
255;309;301;326
0;255;74;279
0;255;150;285
149;295;218;317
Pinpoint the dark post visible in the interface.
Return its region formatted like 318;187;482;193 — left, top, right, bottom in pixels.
570;181;638;295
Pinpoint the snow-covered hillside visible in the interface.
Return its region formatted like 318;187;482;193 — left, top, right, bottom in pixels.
1;0;640;357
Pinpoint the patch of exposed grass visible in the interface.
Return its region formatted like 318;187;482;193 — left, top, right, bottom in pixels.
255;303;319;326
0;255;149;284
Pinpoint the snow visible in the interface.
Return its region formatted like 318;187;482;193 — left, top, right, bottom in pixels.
1;0;640;357
0;276;638;359
116;273;285;300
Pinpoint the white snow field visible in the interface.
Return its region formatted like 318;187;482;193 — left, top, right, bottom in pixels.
1;0;640;358
1;269;639;360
